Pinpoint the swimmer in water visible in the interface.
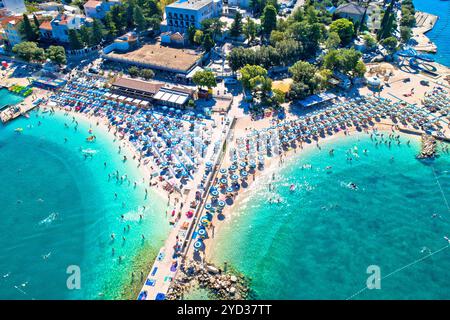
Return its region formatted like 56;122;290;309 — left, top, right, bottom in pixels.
42;252;51;260
349;182;358;190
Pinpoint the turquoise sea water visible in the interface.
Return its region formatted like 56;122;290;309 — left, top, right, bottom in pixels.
0;111;169;299
414;0;450;67
210;133;450;299
0;88;24;110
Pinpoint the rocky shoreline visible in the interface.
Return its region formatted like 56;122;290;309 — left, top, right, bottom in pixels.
166;260;252;300
418;134;437;158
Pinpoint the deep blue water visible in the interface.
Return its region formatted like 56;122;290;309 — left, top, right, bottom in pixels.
414;0;450;66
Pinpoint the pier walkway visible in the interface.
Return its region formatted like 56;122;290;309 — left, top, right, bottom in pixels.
138;115;235;300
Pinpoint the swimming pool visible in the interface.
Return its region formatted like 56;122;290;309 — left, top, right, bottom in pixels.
0;88;24;110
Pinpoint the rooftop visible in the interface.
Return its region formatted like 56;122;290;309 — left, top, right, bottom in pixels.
84;0;102;9
105;43;202;73
39;20;52;31
112;77;164;95
335;2;366;15
166;0;213;11
0;15;23;27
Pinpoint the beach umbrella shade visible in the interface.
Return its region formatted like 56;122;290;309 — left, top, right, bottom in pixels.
198;228;207;238
194;240;203;250
211;190;219;197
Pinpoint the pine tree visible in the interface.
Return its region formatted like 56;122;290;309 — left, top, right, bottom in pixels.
230;11;243;38
134;6;147;32
20;14;38;42
68;29;84;50
91;19;104;45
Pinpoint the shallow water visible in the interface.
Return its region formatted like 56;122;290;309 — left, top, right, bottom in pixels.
0;111;170;299
0;88;24;110
210;133;450;299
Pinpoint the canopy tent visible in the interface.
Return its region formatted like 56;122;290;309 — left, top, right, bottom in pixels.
297;92;337;107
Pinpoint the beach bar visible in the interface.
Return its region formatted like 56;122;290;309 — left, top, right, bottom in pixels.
297;92;337;108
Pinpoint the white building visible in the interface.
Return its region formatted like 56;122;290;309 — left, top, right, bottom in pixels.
224;0;249;8
0;0;26;14
1;15;24;46
164;0;222;33
84;0;121;20
50;13;91;43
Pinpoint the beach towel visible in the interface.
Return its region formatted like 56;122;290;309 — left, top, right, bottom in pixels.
155;293;166;300
151;267;158;277
145;279;156;287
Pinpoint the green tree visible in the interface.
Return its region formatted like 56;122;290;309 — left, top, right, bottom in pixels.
20;14;38;41
362;34;377;50
239;64;268;90
68;29;84;50
33;15;40;31
230;11;243;38
192;70;217;89
323;48;363;77
187;25;197;44
12;41;45;62
380;36;398;53
269;30;284;45
193;30;204;45
287;21;324;57
79;26;92;47
261;4;277;36
400;26;412;43
354;60;366;77
329;18;354;46
134;6;147;32
128;66;139;77
104;13;117;39
202;33;215;52
46;45;67;65
140;68;154;80
126;0;137;29
325;32;341;50
243;17;258;43
377;0;397;40
91;19;105;45
272;89;285;105
110;5;126;34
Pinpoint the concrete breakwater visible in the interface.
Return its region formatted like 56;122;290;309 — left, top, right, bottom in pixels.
413;11;439;53
418;134;437;158
166;260;251;300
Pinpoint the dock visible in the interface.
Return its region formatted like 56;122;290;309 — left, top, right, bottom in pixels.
137;116;235;300
0;98;40;123
412;11;439;53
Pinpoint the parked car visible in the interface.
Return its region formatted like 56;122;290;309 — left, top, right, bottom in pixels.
224;78;238;85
